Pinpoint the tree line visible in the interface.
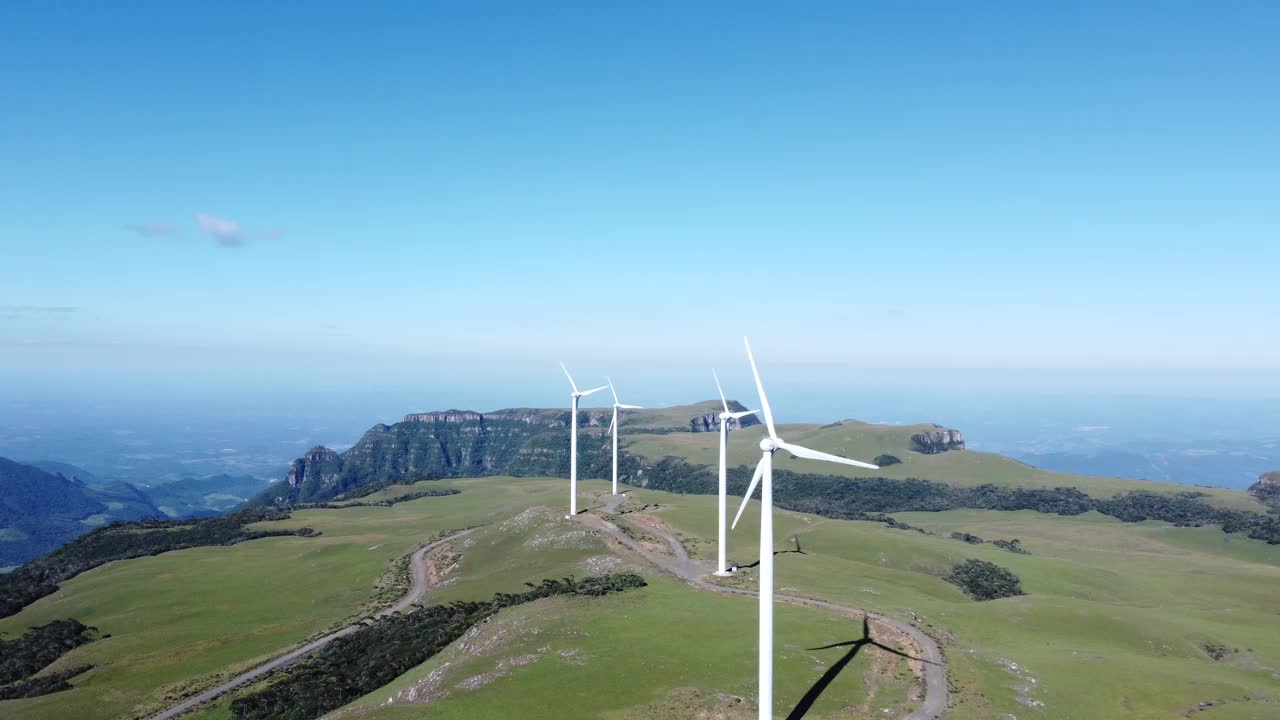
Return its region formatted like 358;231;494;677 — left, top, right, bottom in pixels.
630;458;1280;544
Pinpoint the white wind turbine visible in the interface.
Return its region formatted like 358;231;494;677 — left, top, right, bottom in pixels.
730;337;879;720
606;378;643;496
560;362;608;519
711;369;758;576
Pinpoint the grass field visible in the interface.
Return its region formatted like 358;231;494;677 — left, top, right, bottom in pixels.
0;478;567;720
617;399;736;431
2;471;1276;720
621;420;1267;512
633;487;1280;720
0;478;921;720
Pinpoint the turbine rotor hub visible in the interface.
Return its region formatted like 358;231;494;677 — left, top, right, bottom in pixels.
760;437;779;452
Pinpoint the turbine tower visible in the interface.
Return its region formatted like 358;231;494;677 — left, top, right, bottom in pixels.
730;337;878;720
560;362;607;519
712;369;758;576
607;378;642;496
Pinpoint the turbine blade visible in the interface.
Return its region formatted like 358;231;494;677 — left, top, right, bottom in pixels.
712;369;728;414
619;404;643;409
728;409;759;420
743;337;777;439
731;460;765;530
579;385;609;397
777;441;879;470
608;413;616;437
608;377;618;405
559;362;579;394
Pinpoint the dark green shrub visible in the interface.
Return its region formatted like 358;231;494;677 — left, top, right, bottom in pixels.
945;559;1025;601
950;532;985;545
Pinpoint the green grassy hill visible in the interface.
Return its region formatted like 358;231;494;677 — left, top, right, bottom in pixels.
256;404;1265;516
622;419;1265;512
1;477;1275;720
628;487;1280;720
0;479;911;720
4;404;1276;720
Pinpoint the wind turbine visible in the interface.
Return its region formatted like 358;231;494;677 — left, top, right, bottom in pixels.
711;369;758;576
560;362;607;519
606;378;642;496
730;337;879;720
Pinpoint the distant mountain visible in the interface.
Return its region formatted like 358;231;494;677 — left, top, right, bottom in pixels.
253;401;1265;520
30;460;100;485
252;402;759;505
0;457;162;567
90;481;166;520
145;474;272;518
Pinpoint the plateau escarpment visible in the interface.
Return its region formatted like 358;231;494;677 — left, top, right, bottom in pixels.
257;405;748;506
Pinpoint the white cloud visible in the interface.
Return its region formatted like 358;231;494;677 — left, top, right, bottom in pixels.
196;213;246;247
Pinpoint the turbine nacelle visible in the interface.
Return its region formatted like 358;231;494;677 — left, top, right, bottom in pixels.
561;361;606;399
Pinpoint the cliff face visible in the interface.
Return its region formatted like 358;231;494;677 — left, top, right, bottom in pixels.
688;402;762;433
256;407;629;505
283;446;344;498
1249;471;1280;501
910;426;966;454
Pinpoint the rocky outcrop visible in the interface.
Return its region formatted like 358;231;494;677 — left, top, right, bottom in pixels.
688;402;762;433
402;411;484;424
1249;471;1280;501
255;409;622;506
689;413;750;433
402;409;612;428
910;427;965;454
285;446;343;491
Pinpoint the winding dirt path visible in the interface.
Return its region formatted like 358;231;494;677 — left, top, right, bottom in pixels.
579;495;948;720
146;528;476;720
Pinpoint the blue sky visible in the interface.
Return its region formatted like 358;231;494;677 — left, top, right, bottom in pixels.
2;2;1277;405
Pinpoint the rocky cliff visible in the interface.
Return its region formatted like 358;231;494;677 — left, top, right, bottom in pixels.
256;407;631;505
910;426;966;454
1249;471;1280;502
688;404;761;433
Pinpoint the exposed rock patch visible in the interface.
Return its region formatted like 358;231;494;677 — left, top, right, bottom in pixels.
689;406;761;433
910;426;965;454
1248;471;1280;501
